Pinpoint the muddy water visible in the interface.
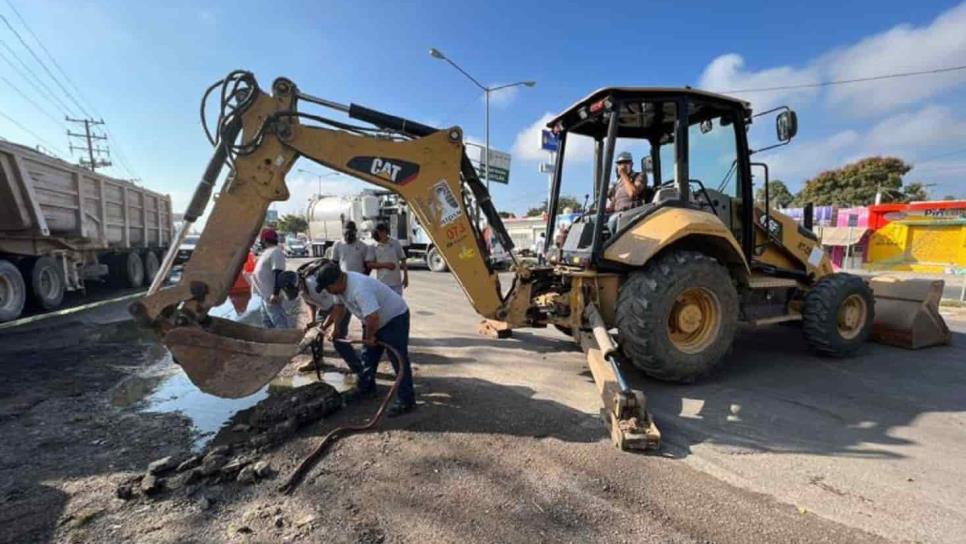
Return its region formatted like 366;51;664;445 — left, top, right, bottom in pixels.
113;350;353;450
110;290;347;449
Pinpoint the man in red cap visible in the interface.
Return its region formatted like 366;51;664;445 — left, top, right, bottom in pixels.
251;228;290;328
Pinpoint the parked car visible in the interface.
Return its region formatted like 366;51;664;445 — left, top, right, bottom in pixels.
284;237;309;257
174;235;200;265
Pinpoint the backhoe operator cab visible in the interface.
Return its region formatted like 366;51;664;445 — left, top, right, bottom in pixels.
547;88;783;270
539;88;873;382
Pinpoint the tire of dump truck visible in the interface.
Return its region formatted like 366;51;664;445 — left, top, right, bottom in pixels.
426;246;449;273
0;259;26;322
616;250;738;383
108;252;144;288
23;256;65;311
143;251;160;284
802;273;874;357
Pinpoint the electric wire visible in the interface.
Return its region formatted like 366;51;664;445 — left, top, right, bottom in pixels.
0;37;72;116
0;107;65;156
0;12;91;117
0;75;61;126
724;64;966;94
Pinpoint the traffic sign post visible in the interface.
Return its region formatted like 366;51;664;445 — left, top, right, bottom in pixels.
541;130;560;152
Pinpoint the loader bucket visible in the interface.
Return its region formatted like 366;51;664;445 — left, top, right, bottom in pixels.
163;317;306;398
869;276;951;349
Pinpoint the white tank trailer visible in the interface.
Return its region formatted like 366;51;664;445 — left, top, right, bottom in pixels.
305;190;449;272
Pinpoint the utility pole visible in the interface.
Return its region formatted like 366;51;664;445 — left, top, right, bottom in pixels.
66;117;112;171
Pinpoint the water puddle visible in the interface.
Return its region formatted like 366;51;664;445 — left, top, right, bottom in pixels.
112;293;347;449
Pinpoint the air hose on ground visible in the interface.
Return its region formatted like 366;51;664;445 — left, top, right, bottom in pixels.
279;336;406;495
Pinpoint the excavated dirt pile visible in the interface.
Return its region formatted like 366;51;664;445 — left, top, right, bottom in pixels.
116;381;342;501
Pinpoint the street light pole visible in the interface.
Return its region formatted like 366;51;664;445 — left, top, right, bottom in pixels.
429;48;535;225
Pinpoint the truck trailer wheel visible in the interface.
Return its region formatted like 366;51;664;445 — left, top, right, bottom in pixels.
108;252;145;288
143;251;160;284
802;273;874;357
425;246;449;273
23;256;65;311
616;250;738;382
0;259;26;322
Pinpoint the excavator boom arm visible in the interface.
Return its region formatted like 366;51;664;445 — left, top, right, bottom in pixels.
130;73;512;398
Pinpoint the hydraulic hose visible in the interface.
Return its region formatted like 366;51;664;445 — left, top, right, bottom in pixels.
279;336;406;494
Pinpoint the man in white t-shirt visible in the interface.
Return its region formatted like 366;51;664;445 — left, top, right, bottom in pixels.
366;223;408;295
329;221;371;359
316;262;414;416
250;229;290;329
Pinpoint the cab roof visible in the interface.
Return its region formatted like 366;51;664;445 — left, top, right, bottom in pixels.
547;87;753;139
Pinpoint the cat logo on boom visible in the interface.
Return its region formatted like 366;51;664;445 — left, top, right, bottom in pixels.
346;156;420;185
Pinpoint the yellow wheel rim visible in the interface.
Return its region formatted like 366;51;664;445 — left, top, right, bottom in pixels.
837;293;868;340
668;287;721;354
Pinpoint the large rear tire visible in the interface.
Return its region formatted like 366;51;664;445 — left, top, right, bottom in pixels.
425;246;448;273
616;250;739;382
23;256;65;311
108;252;145;288
0;259;26;322
143;251;160;284
802;273;874;357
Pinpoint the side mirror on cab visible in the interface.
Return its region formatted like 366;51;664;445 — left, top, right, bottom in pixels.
777;110;798;142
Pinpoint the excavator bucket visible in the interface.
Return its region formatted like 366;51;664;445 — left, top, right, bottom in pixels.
869;276;951;350
163;317;306;398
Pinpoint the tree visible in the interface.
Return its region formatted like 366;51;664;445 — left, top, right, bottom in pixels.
497;211;515;219
796;156;921;207
526;195;584;217
277;213;308;234
900;182;928;202
754;179;795;208
944;194;957;201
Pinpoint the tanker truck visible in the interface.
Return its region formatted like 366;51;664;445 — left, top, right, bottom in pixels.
305;190;450;271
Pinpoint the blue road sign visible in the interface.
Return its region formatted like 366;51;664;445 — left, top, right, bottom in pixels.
541;130;559;152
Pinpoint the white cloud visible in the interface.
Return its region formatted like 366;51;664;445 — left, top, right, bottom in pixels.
698;53;821;111
698;4;966;116
823;3;966;115
759;130;860;188
865;105;966;151
511;113;593;163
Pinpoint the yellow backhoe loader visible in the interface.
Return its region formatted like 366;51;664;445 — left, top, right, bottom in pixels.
130;71;949;452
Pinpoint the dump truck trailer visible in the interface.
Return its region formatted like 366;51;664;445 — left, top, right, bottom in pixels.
0;140;173;322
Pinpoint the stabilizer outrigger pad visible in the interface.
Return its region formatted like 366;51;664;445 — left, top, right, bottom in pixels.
164;317;306;398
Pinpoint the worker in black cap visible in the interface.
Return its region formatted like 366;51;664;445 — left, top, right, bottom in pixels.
315;261;415;416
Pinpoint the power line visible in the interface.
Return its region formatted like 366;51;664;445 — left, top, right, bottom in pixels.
0;75;62;126
3;0;95;114
724;64;966;94
0;37;73;115
0;12;91;117
0;107;65;156
2;1;140;180
66;117;111;171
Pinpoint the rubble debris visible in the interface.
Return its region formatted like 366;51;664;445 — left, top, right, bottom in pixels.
237;465;257;484
254;460;272;478
177;455;202;472
147;456;178;475
140;473;163;495
116;381;342;502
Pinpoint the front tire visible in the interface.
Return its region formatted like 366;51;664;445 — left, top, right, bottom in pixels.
802;273;874;357
425;246;448;273
616;250;739;382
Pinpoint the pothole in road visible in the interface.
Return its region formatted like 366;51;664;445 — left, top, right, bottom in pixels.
112;350;353;451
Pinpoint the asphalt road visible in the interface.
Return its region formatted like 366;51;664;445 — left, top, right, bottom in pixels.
397;267;966;543
2;261;963;542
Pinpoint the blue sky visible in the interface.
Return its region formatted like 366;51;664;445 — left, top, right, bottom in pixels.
1;0;964;218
